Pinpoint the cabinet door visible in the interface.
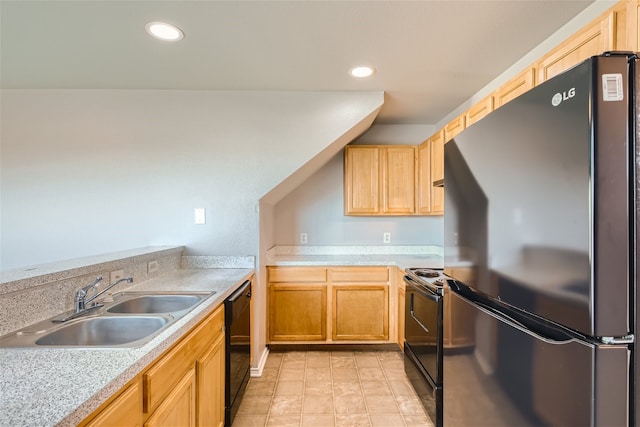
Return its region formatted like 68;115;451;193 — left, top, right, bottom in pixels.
465;96;494;127
85;381;142;427
382;146;416;214
430;132;444;214
417;141;432;214
144;306;224;416
332;285;389;340
197;332;225;427
629;1;640;52
536;11;615;84
269;284;327;341
145;368;196;427
495;67;536;108
344;146;380;214
444;115;465;142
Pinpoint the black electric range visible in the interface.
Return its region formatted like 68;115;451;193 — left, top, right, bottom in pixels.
403;267;445;426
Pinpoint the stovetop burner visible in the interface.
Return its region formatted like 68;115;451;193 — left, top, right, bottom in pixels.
413;268;441;278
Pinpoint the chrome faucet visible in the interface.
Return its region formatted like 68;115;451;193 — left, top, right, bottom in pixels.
53;275;134;323
74;276;104;312
82;276;134;309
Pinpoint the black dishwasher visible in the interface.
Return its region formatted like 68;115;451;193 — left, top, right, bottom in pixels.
224;280;251;427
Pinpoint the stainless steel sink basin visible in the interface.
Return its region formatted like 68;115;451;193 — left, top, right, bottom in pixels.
107;294;206;314
0;291;215;348
35;316;168;347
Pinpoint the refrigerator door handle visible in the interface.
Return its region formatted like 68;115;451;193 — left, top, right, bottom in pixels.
447;279;591;346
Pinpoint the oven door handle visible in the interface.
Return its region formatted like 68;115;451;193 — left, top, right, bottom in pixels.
410;293;432;333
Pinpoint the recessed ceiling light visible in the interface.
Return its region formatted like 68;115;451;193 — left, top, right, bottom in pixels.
145;21;184;41
350;66;375;78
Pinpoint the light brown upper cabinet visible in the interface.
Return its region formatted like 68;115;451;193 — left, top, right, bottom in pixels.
417;141;433;214
444;115;466;142
465;96;494;127
418;131;444;215
395;0;640;223
537;13;616;84
344;145;416;216
495;67;536;108
430;132;445;214
629;1;640;51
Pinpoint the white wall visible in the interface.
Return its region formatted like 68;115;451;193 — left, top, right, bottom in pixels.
274;124;443;247
0;89;383;270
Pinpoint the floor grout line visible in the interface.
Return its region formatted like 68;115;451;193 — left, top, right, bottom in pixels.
234;350;431;427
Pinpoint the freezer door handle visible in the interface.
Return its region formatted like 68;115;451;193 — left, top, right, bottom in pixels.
447;279;590;345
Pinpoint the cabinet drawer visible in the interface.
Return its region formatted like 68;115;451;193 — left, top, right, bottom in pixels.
143;305;224;414
268;267;327;283
330;267;389;283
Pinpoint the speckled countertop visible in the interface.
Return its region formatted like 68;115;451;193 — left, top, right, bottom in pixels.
265;245;444;269
0;267;253;427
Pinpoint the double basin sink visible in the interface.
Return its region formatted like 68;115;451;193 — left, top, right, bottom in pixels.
0;292;214;348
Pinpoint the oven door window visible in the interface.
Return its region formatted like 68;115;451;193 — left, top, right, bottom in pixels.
405;286;442;385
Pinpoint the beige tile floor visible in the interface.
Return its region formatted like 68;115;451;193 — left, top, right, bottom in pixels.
233;350;434;427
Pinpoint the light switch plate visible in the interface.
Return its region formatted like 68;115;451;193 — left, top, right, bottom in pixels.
194;208;206;225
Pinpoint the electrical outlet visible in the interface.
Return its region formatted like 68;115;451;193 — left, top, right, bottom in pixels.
383;232;391;244
110;269;124;284
148;260;159;274
300;233;308;244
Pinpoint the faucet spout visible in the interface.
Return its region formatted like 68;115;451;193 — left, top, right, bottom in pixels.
54;276;135;323
85;277;134;306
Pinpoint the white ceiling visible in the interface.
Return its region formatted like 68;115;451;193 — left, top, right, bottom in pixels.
1;0;596;125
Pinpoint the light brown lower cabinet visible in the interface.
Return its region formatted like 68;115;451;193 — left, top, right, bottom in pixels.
269;284;327;341
80;304;226;427
84;381;142;427
332;284;389;340
397;284;406;350
268;266;392;344
197;332;225;427
443;267;477;348
145;368;197;427
443;286;476;348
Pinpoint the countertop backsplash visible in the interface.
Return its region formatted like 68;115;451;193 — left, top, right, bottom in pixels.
265;245;444;269
0;246;185;337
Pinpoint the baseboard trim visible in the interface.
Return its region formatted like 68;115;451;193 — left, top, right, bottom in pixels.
251;346;270;377
268;343;401;352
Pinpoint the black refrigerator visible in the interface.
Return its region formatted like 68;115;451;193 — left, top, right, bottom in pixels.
444;52;637;426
